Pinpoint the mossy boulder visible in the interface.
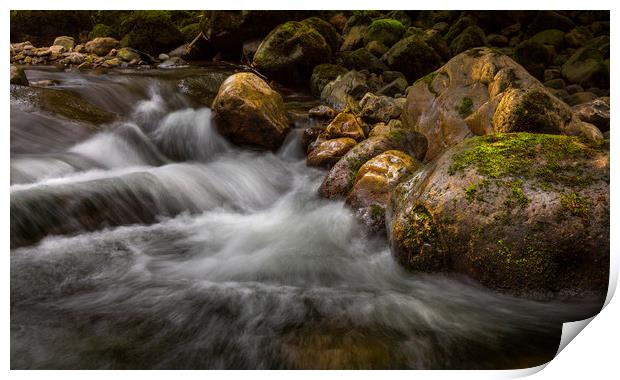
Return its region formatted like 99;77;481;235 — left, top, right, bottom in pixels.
338;48;388;74
301;17;341;54
10;65;29;86
346;150;421;232
10;85;116;124
307;137;357;168
529;29;565;49
565;26;594;48
88;24;115;40
212;72;290;150
526;11;576;36
363;18;406;48
443;15;475;44
310;64;348;97
513;39;552;79
401;48;603;160
561;37;609;88
117;11;183;55
388;133;609;297
202;10;307;55
253;21;332;84
318;129;427;199
381;35;442;83
449;25;487;55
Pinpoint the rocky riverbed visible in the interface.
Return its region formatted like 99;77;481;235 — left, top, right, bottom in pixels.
10;10;610;369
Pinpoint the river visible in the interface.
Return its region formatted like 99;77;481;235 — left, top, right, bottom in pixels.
10;64;603;369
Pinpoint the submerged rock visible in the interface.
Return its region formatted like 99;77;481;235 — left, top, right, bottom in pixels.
10;65;29;86
401;47;603;160
10;85;116;124
212;72;290;150
388;133;609;297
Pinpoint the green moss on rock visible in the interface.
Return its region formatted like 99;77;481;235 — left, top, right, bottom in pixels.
363;18;405;47
448;133;593;185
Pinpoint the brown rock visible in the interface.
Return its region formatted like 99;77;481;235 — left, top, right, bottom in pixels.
85;37;120;56
401;47;603;160
346;150;421;231
307;137;357;168
212;72;290;150
318;129;427;199
323;112;367;141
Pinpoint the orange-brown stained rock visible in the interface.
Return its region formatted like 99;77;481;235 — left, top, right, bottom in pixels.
324;112;367;141
212;72;290;150
307;137;357;168
346;150;421;232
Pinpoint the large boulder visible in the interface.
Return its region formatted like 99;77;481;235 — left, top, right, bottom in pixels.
212;72;290;150
318;129;427;199
117;11;184;56
449;25;487;55
388;133;609;297
202;10;307;55
513;39;552;80
401;47;603;160
346;150;421;232
85;37;120;56
301;17;341;54
381;35;443;83
10;65;29;86
338;48;389;74
252;21;332;84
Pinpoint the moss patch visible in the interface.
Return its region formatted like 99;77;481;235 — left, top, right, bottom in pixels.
506;180;530;208
415;71;438;95
560;192;590;216
458;97;474;118
465;183;478;203
400;205;438;251
448;133;593;187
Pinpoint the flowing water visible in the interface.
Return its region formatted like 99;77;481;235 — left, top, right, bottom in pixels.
10;65;604;369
